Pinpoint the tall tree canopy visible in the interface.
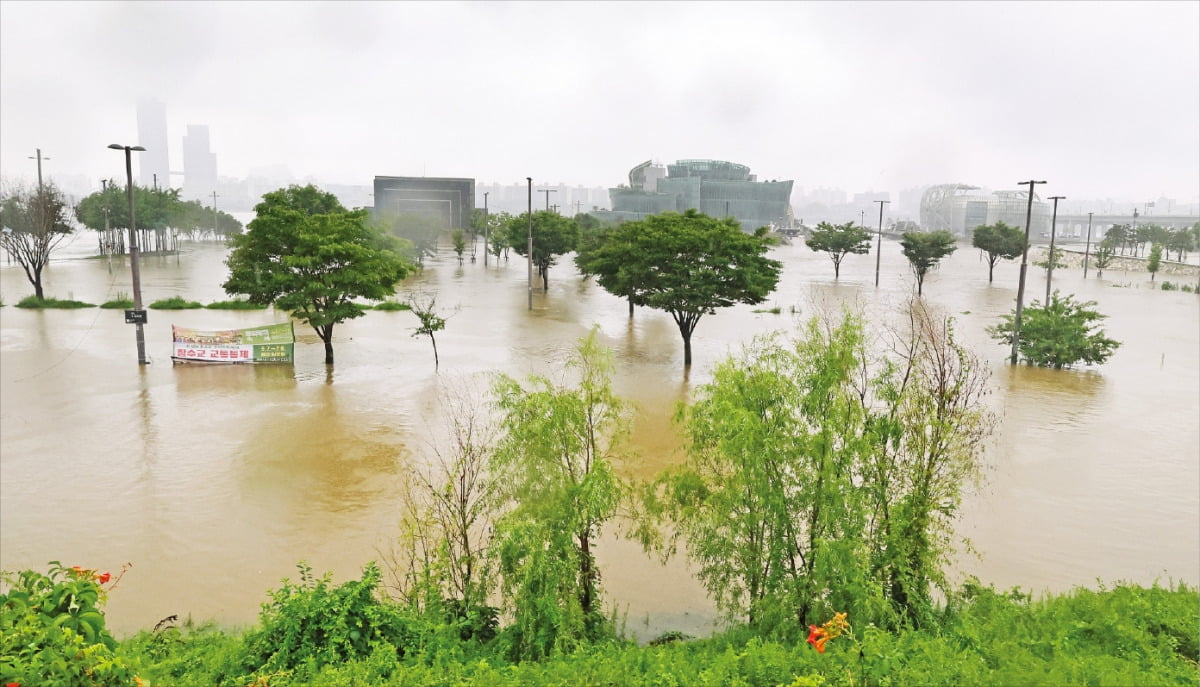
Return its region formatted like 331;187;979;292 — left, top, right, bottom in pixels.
223;184;410;365
970;221;1026;283
804;221;872;279
578;209;781;367
507;210;579;290
0;182;75;299
900;230;957;295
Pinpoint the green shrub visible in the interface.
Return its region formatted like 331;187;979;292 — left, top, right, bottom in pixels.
15;295;95;309
1161;281;1179;291
1;562;136;686
149;296;204;310
373;300;412;311
206;298;268;310
100;292;134;309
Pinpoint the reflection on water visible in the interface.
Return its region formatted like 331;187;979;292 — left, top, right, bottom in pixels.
1;239;1197;638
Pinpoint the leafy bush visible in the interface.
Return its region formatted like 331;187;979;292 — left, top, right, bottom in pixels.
989;291;1121;368
15;295;95;308
0;562;135;686
240;562;420;680
100;292;134;309
374;300;412;311
149;296;204;310
205;298;268;310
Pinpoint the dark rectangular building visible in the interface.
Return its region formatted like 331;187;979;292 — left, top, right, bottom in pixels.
373;176;475;230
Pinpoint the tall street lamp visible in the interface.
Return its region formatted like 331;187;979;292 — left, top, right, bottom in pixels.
483;191;489;267
527;178;533;310
1082;212;1094;278
1011;179;1047;365
1045;195;1065;302
873;199;889;287
109;143;149;365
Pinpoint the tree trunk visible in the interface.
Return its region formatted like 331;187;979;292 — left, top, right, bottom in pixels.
430;333;439;369
833;260;841;279
987;259;995;283
541;267;549;291
916;273;925;296
682;331;692;367
627;298;634;318
320;326;335;365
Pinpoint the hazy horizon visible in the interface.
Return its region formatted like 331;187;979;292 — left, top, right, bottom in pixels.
2;1;1197;205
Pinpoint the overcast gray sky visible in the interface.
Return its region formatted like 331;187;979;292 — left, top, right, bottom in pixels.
2;1;1197;203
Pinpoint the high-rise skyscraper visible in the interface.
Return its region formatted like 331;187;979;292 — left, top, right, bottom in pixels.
182;124;217;199
136;99;170;189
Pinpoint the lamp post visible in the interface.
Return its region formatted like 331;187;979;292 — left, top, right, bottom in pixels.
873;199;889;287
527;178;534;310
483;191;489;267
1045;196;1065;302
109;143;149;365
1011;179;1047;365
1082;212;1094;278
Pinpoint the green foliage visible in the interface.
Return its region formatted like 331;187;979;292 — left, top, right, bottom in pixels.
1;182;76;299
223;184;411;364
452;228;467;264
241;562;419;680
507;210;580;290
900;231;957;295
970;221;1026;282
76;184;242;241
1;562;135;686
150;295;204;309
383;211;444;265
205;298;269;310
100;292;134;309
804;221;872;279
1091;238;1116;277
15;295;95;308
576;209;781;367
1033;245;1067;270
373;300;413;311
1147;242;1163;280
486;211;513;261
491;329;630;660
989;292;1121;368
407;292;447;368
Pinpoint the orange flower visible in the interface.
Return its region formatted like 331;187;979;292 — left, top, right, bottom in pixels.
807;624;828;652
97;571;111;584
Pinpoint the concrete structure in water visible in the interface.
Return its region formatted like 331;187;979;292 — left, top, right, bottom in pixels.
372;176;475;230
597;159;793;231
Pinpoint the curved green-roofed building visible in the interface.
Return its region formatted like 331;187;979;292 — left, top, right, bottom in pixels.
604;159;793;231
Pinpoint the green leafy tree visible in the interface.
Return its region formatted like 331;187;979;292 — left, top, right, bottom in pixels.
1034;245;1067;270
970;221;1026;283
223;184;411;365
804;221;872;279
407;291;448;369
451;228;466;265
491;329;630;659
486;211;513;261
579;210;781;367
1147;243;1163;281
507;210;579;290
989;292;1121;368
383;211;443;265
1091;238;1116;278
0;182;74;299
900;231;957;295
1106;224;1130;255
1166;226;1195;262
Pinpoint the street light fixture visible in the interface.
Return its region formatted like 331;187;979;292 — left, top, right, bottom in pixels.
1010;179;1047;365
483;191;489;267
109;143;149;365
527;178;534;310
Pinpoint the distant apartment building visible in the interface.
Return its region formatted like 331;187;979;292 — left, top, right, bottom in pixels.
182;125;218;200
136;99;171;190
599;159;794;231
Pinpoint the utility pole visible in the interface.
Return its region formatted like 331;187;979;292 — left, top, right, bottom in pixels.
28;148;49;191
574;200;582;216
1082;212;1094;278
212;190;220;237
483;191;489;267
527;178;533;310
873;199;889;287
153;173;158;190
1131;207;1139;256
1045;196;1065;302
28;149;49;243
109;143;149;365
1011;179;1047;365
539;188;556;211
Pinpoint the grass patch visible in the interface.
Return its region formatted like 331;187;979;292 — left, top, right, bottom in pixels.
373;300;412;311
16;295;95;309
100;292;134;309
206;298;268;310
149;296;204;310
752;305;782;314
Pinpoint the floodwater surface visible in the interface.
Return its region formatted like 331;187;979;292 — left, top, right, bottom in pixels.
1;236;1197;638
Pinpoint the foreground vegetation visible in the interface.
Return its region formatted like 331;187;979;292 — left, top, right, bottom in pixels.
2;561;1196;686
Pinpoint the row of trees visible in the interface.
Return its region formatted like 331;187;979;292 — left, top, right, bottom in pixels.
803;221;959;295
76;183;243;254
385;305;993;661
1102;222;1197;261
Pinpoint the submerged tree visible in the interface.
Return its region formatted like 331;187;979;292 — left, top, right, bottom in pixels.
0;182;75;299
223;184;410;365
490;328;630;659
970;221;1026;283
507;210;579;291
805;221;872;279
900;231;957;295
989;292;1120;368
1091;238;1116;278
408;291;448;369
1147;243;1162;281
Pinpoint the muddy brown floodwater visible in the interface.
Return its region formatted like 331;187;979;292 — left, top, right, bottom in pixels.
1;235;1197;639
